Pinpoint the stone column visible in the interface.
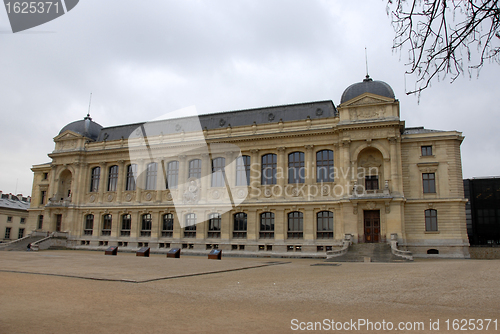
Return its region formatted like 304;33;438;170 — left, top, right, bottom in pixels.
249;149;260;199
201;153;210;202
177;155;187;199
49;165;58;199
274;209;285;242
98;162;107;203
135;159;145;203
225;151;235;189
304;207;314;241
304;145;314;186
389;137;400;194
246;209;257;241
277;147;286;197
151;211;159;239
111;211;120;238
131;211;140;239
155;159;164;202
221;211;230;241
116;160;125;203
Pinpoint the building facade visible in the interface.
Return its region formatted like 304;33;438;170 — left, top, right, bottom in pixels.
1;192;30;242
27;77;470;257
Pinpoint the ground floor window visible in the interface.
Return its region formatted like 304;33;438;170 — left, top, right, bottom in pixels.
84;215;94;235
18;228;25;239
141;214;152;237
317;211;334;239
259;212;274;239
233;212;247;238
425;209;438;231
287;211;303;239
208;213;221;238
162;213;174;237
121;214;131;236
102;214;112;236
184;214;196;238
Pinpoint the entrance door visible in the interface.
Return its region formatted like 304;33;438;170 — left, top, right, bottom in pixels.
56;214;62;232
364;210;380;243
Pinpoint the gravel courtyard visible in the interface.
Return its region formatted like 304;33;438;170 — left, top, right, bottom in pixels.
1;250;499;333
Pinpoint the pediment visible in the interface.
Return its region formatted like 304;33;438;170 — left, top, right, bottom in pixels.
343;93;394;107
54;130;84;141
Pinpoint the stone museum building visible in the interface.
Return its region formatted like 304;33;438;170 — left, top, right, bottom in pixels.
26;76;470;257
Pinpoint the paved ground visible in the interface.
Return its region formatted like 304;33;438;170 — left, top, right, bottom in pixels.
1;250;499;333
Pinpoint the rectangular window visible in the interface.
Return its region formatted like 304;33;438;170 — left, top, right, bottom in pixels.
421;146;433;156
208;213;221;238
233;213;247;238
211;157;226;187
261;154;277;185
287;212;303;239
102;214;112;236
121;214;131;236
189;159;202;179
162;213;174;237
7;216;12;222
365;175;379;190
90;167;101;192
43;172;48;180
84;215;94;235
107;165;119;192
40;191;46;205
141;214;152;237
259;212;275;239
184;214;196;238
20;218;25;224
425;209;438;231
236;155;251;186
145;163;157;190
37;215;43;229
288;152;305;184
166;161;179;189
18;228;25;239
126;164;137;191
316;150;334;183
5;227;11;239
317;211;334;239
423;173;436;193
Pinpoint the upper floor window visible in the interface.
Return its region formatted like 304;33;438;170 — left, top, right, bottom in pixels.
162;213;174;237
166;161;179;189
40;191;46;205
365;175;379;190
236;155;251;186
233;212;247;238
287;211;303;239
189;159;202;179
261;154;277;185
316;150;334;182
121;214;131;236
20;218;25;224
421;146;433;156
259;212;274;239
425;209;438;231
102;214;112;236
208;213;221;238
6;216;12;222
90;167;100;192
84;214;94;235
145;162;157;190
141;214;152;237
317;211;334;239
126;164;137;191
43;172;48;180
423;173;436;193
288;152;305;184
211;157;226;187
184;213;196;238
108;165;119;192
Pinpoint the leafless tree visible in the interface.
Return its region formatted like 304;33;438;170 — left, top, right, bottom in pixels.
386;0;500;95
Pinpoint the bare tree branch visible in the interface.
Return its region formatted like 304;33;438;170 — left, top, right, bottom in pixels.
386;0;500;95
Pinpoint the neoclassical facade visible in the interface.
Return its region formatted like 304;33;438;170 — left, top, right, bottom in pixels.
27;76;470;257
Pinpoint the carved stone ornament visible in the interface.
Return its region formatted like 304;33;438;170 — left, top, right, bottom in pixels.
322;185;330;196
264;188;272;198
165;192;173;201
316;108;323;116
106;194;114;202
359;155;382;168
183;178;200;204
125;193;133;202
145;192;153;201
89;194;96;203
268;113;275;121
367;201;376;210
219;119;226;127
175;124;182;132
237;189;248;199
211;190;220;199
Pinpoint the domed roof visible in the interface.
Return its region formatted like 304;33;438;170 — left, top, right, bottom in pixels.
59;114;103;140
340;75;395;104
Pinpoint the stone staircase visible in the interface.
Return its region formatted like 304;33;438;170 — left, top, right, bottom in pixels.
0;235;47;251
326;243;411;262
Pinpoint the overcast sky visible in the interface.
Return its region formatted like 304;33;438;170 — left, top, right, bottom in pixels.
1;0;499;196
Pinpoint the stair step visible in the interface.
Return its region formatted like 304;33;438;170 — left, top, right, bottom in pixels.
326;243;409;263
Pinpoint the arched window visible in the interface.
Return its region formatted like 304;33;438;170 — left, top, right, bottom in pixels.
141;214;152;237
162;213;174;237
208;213;221;238
145;163;157;190
233;212;247;238
184;213;196;238
90;167;100;192
189;159;202;179
107;165;118;192
259;212;274;239
236;155;251;186
425;209;438;231
317;211;334;239
316;150;334;182
121;214;131;236
288;152;305;184
166;161;179;189
102;214;112;236
126;164;137;191
287;211;303;239
211;157;226;187
84;214;94;235
261;154;277;185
